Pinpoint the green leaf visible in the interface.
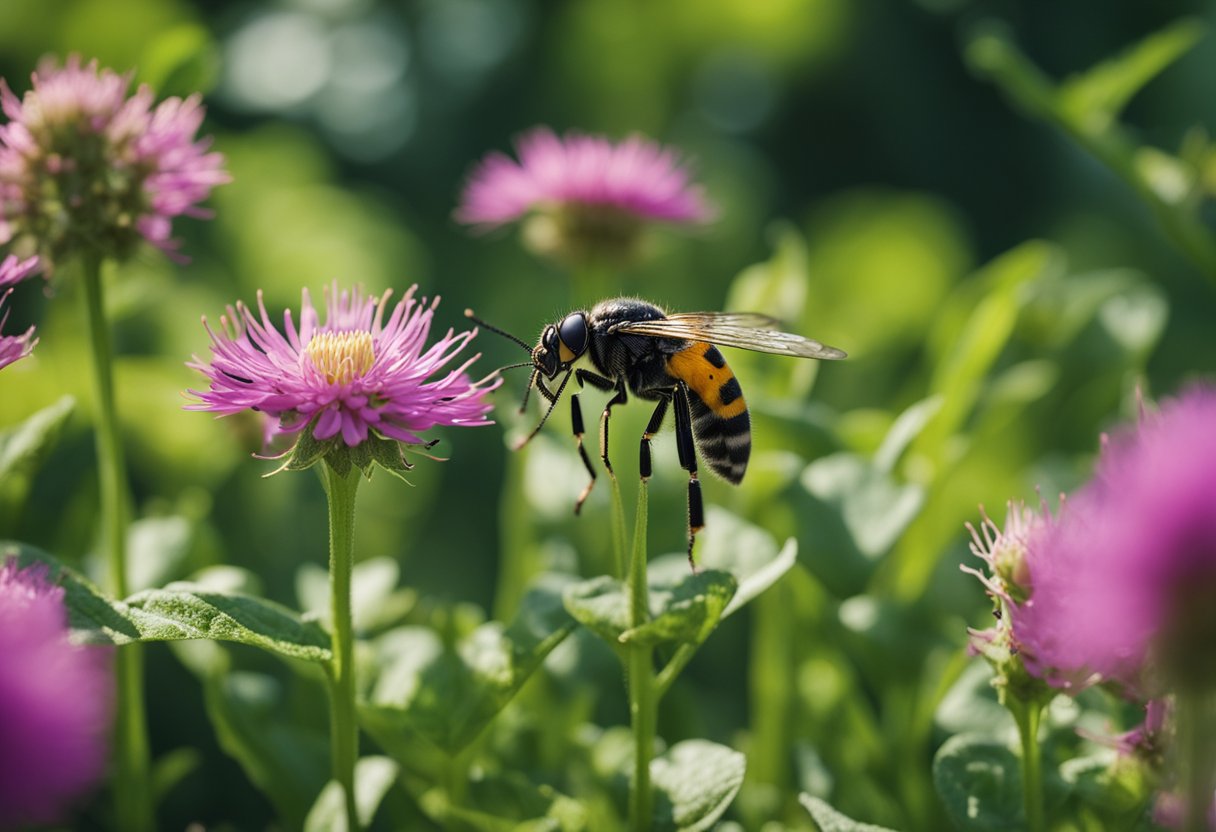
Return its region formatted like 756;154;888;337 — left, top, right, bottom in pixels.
802;453;924;561
416;771;589;831
202;670;329;830
799;794;900;832
123;582;332;662
4;542;332;662
362;574;576;754
127;515;195;593
563;569;738;648
651;740;746;832
304;756;400;832
1058;18;1205;130
0;396;74;518
648;506;795;620
151;747;202;806
932;734;1023;832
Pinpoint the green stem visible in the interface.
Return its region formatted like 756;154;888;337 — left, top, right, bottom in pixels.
1176;688;1216;832
627;481;656;832
1010;698;1046;832
80;254;152;832
320;462;362;832
608;475;628;579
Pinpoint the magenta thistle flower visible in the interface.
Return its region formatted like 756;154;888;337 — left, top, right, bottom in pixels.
0;252;39;288
187;283;500;470
0;557;113;826
0;55;229;268
1011;387;1216;696
455;126;715;263
0;288;36;371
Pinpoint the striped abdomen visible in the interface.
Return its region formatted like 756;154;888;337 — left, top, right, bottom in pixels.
665;343;751;483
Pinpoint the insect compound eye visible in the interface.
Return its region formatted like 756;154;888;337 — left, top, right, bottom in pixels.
557;313;589;357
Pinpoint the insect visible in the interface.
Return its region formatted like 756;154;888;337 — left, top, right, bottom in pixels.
466;297;846;566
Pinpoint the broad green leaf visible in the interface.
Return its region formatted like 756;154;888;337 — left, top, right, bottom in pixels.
362;574;576;753
651;740;746;831
304;756;400;832
1058;18;1205;130
934;660;1011;739
563;569;738;648
0;396;74;520
932;734;1023;832
4;543;330;662
648;506;795;619
139;22;220;96
799;794;899;831
802;453;924;561
124;582;331;662
202;670;329;830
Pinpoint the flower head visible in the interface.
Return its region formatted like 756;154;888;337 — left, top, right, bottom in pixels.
0;252;39;288
0;55;229;269
1013;387;1216;697
187;283;500;473
455;126;714;263
0;557;113;826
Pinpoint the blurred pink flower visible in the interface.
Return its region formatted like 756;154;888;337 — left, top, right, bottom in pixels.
187;283;500;451
1015;388;1216;696
0;252;39;288
0;558;113;826
0;288;36;371
456;126;714;263
0;55;228;267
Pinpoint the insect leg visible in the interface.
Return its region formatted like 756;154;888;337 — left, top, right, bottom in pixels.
571;369;619;512
639;396;670;481
673;383;704;570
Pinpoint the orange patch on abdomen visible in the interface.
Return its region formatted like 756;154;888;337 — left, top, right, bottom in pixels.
666;344;747;418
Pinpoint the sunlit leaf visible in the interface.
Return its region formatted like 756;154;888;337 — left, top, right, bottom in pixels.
361;574;576;753
304;756;400;832
0;395;74;520
651;740;746;832
799;794;900;831
296;556;417;634
1058;18;1205;130
562;569;737;648
648;506;795;619
932;734;1023;831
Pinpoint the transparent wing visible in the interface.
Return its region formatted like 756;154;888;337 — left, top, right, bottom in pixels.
613;312;847;360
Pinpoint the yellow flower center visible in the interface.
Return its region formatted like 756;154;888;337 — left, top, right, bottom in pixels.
305;331;375;385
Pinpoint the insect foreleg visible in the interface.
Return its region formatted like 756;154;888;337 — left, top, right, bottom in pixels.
673;383;704;571
570;369;619;511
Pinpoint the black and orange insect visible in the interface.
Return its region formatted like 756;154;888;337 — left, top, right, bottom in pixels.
466;298;846;565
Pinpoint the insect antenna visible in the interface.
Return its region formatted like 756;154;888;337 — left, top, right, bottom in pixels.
465;308;531;353
513;369;571;450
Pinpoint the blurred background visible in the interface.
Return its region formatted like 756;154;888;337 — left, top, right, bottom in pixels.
1;0;1215;828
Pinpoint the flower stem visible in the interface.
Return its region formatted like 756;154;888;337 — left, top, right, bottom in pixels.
1176;688;1216;832
1009;697;1046;832
80;254;152;832
608;475;628;579
320;462;362;832
627;480;656;832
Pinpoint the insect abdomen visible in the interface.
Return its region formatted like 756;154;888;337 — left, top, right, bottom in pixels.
665;344;750;484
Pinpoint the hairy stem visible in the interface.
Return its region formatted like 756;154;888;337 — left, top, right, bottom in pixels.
81;254;152;832
321;462;362;832
1009;697;1046;832
627;481;656;832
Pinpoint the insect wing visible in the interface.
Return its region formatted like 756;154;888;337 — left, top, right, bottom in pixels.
614;312;847;360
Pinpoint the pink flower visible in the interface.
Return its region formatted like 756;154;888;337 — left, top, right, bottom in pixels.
455;126;714;262
0;55;229;268
0;252;39;288
0;288;36;371
187;283;500;454
0;557;113;826
1015;387;1216;696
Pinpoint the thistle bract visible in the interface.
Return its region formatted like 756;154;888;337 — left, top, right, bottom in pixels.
187;283;500;476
